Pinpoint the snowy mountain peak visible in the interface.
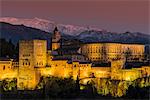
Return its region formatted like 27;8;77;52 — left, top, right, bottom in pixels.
33;17;50;22
0;17;106;36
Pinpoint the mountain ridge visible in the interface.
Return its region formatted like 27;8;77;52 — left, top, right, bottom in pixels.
0;22;81;49
0;17;149;45
0;17;108;36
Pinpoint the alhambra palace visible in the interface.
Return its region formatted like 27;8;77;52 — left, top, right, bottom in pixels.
0;27;150;90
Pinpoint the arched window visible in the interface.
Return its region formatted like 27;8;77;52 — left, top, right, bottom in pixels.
3;66;5;70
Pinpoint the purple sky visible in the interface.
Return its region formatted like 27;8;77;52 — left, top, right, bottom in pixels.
0;0;149;34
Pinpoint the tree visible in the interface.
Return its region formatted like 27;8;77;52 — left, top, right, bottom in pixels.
0;38;16;58
109;80;119;97
1;78;17;91
41;77;78;98
45;79;61;98
117;81;128;97
97;78;111;96
124;48;132;62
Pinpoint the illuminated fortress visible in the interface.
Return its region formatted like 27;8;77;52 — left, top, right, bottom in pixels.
0;27;150;90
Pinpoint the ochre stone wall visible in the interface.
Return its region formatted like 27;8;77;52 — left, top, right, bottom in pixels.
0;60;14;71
121;69;142;81
0;60;17;80
91;67;110;78
17;67;40;90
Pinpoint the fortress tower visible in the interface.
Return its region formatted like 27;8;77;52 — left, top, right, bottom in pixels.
19;40;47;68
51;26;61;51
18;40;46;90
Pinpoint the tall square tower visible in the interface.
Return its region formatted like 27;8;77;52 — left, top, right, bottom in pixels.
18;40;47;90
19;40;47;68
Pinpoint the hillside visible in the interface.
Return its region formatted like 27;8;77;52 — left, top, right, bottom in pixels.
78;30;150;44
0;22;80;48
0;22;149;46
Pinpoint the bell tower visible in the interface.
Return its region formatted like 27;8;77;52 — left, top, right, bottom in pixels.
51;26;61;50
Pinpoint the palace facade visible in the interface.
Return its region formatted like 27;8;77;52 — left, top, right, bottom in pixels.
79;43;145;62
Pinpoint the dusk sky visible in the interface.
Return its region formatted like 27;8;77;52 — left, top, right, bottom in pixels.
0;0;149;34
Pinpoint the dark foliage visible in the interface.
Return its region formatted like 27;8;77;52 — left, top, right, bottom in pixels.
0;38;18;58
126;85;150;99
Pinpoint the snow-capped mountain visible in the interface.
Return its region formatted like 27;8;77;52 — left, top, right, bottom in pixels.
0;17;149;44
0;17;105;36
77;30;150;44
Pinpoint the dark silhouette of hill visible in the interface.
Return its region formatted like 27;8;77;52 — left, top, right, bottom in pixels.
0;22;149;47
0;22;81;49
0;22;52;47
78;30;150;44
